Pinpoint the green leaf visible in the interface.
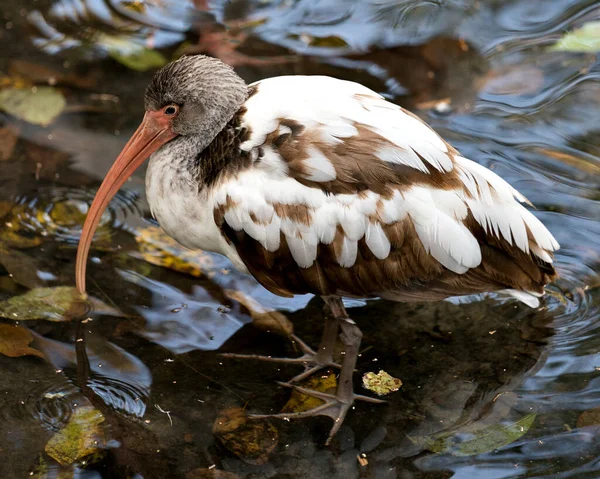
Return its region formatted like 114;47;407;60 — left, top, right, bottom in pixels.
550;21;600;53
45;406;106;466
109;48;168;71
410;413;536;456
98;34;168;71
0;86;66;126
0;286;122;321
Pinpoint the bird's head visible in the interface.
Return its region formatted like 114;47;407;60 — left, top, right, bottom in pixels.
75;55;248;294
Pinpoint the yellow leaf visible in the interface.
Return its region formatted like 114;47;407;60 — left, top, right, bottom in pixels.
225;289;293;337
362;370;402;396
0;86;66;126
213;407;278;465
0;324;44;359
134;226;214;277
281;373;337;413
550;21;600;53
45;406;106;466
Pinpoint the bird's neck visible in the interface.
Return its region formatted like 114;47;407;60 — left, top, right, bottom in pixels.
192;111;252;188
149;110;251;191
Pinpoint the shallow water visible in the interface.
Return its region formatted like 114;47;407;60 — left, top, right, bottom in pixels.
0;0;599;477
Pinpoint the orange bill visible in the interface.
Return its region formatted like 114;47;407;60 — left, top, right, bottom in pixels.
75;110;177;294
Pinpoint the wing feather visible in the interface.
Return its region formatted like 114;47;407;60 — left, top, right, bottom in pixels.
211;75;559;303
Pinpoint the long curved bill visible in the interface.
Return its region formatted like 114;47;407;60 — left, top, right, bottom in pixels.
75;111;177;295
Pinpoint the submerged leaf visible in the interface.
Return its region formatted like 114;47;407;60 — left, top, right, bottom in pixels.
282;373;337;413
410;413;536;456
45;406;106;466
0;86;66;126
289;34;348;48
0;247;44;288
134;226;214;277
0;324;44;359
0;201;12;220
225;289;293;337
577;407;600;428
0;286;121;321
362;370;402;396
213;407;278;465
185;468;241;479
0;126;18;161
550;21;600;53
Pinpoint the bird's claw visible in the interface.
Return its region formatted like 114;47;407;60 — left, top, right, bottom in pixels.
250;384;386;445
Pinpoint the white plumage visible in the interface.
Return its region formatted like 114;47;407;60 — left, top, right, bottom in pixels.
147;74;559;306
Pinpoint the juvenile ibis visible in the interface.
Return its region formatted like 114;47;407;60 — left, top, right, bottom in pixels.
76;55;559;444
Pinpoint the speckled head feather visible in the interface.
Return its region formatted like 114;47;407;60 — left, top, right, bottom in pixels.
145;55;249;138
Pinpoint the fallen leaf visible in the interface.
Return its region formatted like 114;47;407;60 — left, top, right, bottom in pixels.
550;21;600;53
9;60;96;89
410;413;536;456
122;0;147;14
481;65;544;96
110;48;168;71
185;468;241;479
577;407;600;428
0;126;18;161
0;201;12;220
0;286;122;321
213;407;278;465
0;86;66;126
0;247;44;288
534;147;600;175
134;225;214;277
0;324;44;359
225;289;293;337
362;370;402;396
281;373;337;413
45;405;106;466
289;34;349;48
99;35;167;72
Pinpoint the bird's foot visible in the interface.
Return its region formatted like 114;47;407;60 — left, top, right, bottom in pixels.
250;384;385;445
220;334;341;383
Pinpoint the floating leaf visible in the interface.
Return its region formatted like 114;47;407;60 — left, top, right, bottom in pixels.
213;407;278;465
410;413;536;456
109;48;168;71
134;225;214;277
282;373;337;414
289;34;348;48
0;126;18;161
362;370;402;396
0;286;121;321
0;86;66;126
0;324;44;359
550;21;600;53
225;289;293;337
45;405;106;466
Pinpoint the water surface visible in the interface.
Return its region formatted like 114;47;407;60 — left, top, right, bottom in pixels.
0;0;599;477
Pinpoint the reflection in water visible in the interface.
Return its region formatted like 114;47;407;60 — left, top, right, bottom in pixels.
0;0;599;477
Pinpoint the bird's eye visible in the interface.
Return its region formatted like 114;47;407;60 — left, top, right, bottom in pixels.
164;105;178;115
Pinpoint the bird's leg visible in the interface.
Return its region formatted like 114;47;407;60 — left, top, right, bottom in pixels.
221;310;341;383
251;296;385;445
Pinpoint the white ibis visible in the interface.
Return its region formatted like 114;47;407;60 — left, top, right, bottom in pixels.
76;55;559;444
